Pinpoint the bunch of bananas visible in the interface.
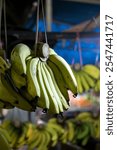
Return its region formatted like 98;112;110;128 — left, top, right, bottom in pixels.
0;125;12;150
0;43;78;114
1;119;65;150
0;112;100;149
59;112;100;147
72;64;100;93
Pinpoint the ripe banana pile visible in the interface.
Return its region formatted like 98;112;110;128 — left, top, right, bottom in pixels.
59;112;100;147
72;64;100;93
1;119;64;150
0;112;100;149
0;43;78;114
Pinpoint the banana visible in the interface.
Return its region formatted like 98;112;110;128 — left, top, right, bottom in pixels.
0;100;5;108
0;99;14;109
45;125;59;143
73;70;83;93
45;63;69;111
28;130;41;150
0;74;35;111
37;61;50;110
0;127;11;144
79;71;90;92
81;134;90;146
75;112;92;122
10;67;26;89
66;121;75;142
49;48;57;55
47;123;64;136
0;56;10;74
82;65;100;79
77;123;90;140
10;43;31;75
47;60;69;101
36;131;48;150
60;129;68;144
10;128;19;148
17;123;29;146
81;70;96;88
26;57;40;98
48;54;77;94
40;63;60;114
0;129;11;150
94;79;100;92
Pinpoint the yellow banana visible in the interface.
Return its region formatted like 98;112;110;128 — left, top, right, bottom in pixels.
82;65;100;79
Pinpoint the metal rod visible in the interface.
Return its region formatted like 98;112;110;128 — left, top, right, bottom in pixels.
46;0;52;32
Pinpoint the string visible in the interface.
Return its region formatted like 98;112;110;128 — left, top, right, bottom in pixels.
41;0;48;44
3;0;7;59
0;0;3;49
35;0;40;55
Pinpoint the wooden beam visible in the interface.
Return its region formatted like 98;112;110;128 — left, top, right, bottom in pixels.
64;15;100;32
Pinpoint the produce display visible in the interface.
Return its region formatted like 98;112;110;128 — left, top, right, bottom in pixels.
0;112;100;150
72;65;100;93
0;43;78;114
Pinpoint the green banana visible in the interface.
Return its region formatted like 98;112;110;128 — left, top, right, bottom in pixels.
41;63;60;114
73;70;83;93
82;65;100;79
26;57;40;98
0;56;10;74
77;123;90;140
60;129;68;144
81;70;96;88
49;48;57;55
36;131;48;150
47;60;69;101
0;127;11;144
81;134;90;146
66;121;75;142
45;63;69;112
10;43;31;75
37;61;50;110
0;129;11;150
79;71;90;92
75;112;92;122
94;79;100;92
28;133;41;150
48;54;77;94
0;99;14;109
10;67;26;89
0;74;35;111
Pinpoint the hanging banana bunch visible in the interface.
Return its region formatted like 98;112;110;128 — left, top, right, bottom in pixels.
72;64;100;94
0;42;78;115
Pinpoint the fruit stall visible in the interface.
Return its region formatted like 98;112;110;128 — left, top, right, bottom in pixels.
0;0;100;150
